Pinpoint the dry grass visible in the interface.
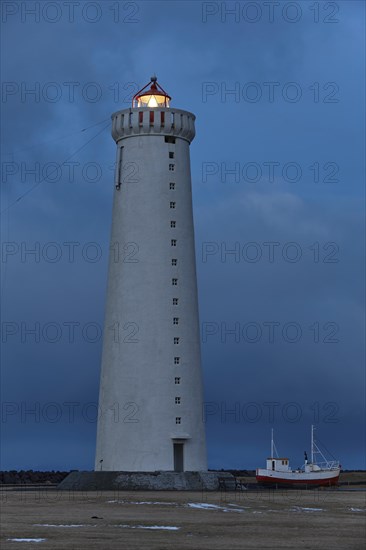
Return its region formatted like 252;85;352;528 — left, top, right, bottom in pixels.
339;471;366;484
1;489;365;549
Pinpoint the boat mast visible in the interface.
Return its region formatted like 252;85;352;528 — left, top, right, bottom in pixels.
271;428;274;458
311;425;314;464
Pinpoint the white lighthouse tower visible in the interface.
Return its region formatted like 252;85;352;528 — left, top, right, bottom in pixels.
95;77;207;473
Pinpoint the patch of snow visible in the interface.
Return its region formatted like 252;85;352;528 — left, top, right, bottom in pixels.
226;502;243;509
350;508;365;512
8;539;46;543
291;507;324;512
187;503;224;510
33;523;89;527
187;502;246;513
117;524;180;530
107;500;177;506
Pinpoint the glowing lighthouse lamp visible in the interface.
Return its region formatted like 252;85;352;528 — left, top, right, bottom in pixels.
133;75;171;108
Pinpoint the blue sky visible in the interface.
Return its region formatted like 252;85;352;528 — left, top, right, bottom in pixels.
1;0;365;471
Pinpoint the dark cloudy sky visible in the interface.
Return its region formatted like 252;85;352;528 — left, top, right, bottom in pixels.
1;1;364;471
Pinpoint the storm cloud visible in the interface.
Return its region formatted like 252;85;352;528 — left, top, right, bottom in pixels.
1;0;364;470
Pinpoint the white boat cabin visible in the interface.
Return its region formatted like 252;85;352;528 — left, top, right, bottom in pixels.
266;456;323;473
266;457;290;472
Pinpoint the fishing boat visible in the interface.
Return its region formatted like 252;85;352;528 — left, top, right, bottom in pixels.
256;426;340;487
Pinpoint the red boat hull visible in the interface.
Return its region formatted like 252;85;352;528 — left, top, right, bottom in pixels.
256;474;340;487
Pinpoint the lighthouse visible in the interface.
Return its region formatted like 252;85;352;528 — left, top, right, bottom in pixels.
95;77;207;473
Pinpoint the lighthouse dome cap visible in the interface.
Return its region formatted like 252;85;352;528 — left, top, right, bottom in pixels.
133;76;171;108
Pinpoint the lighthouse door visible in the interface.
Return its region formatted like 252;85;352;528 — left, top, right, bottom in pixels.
173;443;184;472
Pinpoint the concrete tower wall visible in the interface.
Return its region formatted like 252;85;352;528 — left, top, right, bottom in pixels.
95;107;207;472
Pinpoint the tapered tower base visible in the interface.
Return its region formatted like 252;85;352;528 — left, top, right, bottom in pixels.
58;471;233;491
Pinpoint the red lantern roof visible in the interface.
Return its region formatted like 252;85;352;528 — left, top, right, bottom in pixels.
132;76;171;108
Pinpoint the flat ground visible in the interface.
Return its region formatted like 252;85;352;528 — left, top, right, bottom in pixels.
1;488;365;549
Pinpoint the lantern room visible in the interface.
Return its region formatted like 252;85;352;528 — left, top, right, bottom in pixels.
132;76;171;108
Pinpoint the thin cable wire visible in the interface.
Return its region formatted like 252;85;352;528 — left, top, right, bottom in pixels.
0;121;110;215
315;436;338;461
2;118;110;156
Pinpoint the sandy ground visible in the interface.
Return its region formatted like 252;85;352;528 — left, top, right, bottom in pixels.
1;489;365;549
